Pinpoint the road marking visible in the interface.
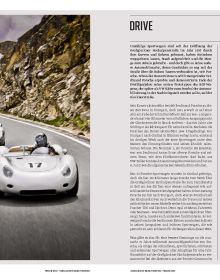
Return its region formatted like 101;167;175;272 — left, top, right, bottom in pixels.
0;115;90;149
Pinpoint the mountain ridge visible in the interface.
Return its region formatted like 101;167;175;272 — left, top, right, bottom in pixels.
0;15;90;137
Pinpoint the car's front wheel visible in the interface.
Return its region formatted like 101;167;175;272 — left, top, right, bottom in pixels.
66;166;79;197
0;190;5;198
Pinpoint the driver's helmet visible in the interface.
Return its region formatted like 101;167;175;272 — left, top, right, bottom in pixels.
35;133;48;147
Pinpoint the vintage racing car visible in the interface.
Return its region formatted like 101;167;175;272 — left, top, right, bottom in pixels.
0;123;5;146
0;144;79;197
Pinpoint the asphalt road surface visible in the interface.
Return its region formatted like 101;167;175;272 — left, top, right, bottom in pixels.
0;116;90;260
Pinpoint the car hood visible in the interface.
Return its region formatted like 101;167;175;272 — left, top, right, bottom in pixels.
6;155;59;172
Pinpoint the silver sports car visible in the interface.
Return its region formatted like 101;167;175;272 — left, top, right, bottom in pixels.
0;144;79;197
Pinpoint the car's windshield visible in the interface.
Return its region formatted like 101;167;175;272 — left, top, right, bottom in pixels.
7;145;31;152
3;145;60;157
3;152;52;157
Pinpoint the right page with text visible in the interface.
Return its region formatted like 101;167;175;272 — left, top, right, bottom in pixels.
129;13;218;263
92;11;220;265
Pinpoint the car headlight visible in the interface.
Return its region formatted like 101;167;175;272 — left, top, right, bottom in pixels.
62;166;71;177
3;166;13;177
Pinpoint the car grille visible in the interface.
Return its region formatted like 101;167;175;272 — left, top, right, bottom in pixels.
20;190;57;196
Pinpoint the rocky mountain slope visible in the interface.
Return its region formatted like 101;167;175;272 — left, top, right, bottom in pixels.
0;15;90;137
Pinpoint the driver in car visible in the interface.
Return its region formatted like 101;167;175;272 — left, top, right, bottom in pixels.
30;133;58;155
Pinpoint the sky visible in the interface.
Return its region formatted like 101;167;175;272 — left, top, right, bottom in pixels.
0;15;43;42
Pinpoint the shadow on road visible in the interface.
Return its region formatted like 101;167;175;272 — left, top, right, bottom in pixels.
0;194;78;207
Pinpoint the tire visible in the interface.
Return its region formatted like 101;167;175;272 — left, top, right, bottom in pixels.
66;165;79;197
0;191;5;198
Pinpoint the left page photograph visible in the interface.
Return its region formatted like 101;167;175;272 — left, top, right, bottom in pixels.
0;15;90;260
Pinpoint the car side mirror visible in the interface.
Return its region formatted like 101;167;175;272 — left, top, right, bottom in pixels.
63;149;67;155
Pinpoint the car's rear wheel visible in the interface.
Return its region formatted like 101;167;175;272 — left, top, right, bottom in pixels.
66;165;79;197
